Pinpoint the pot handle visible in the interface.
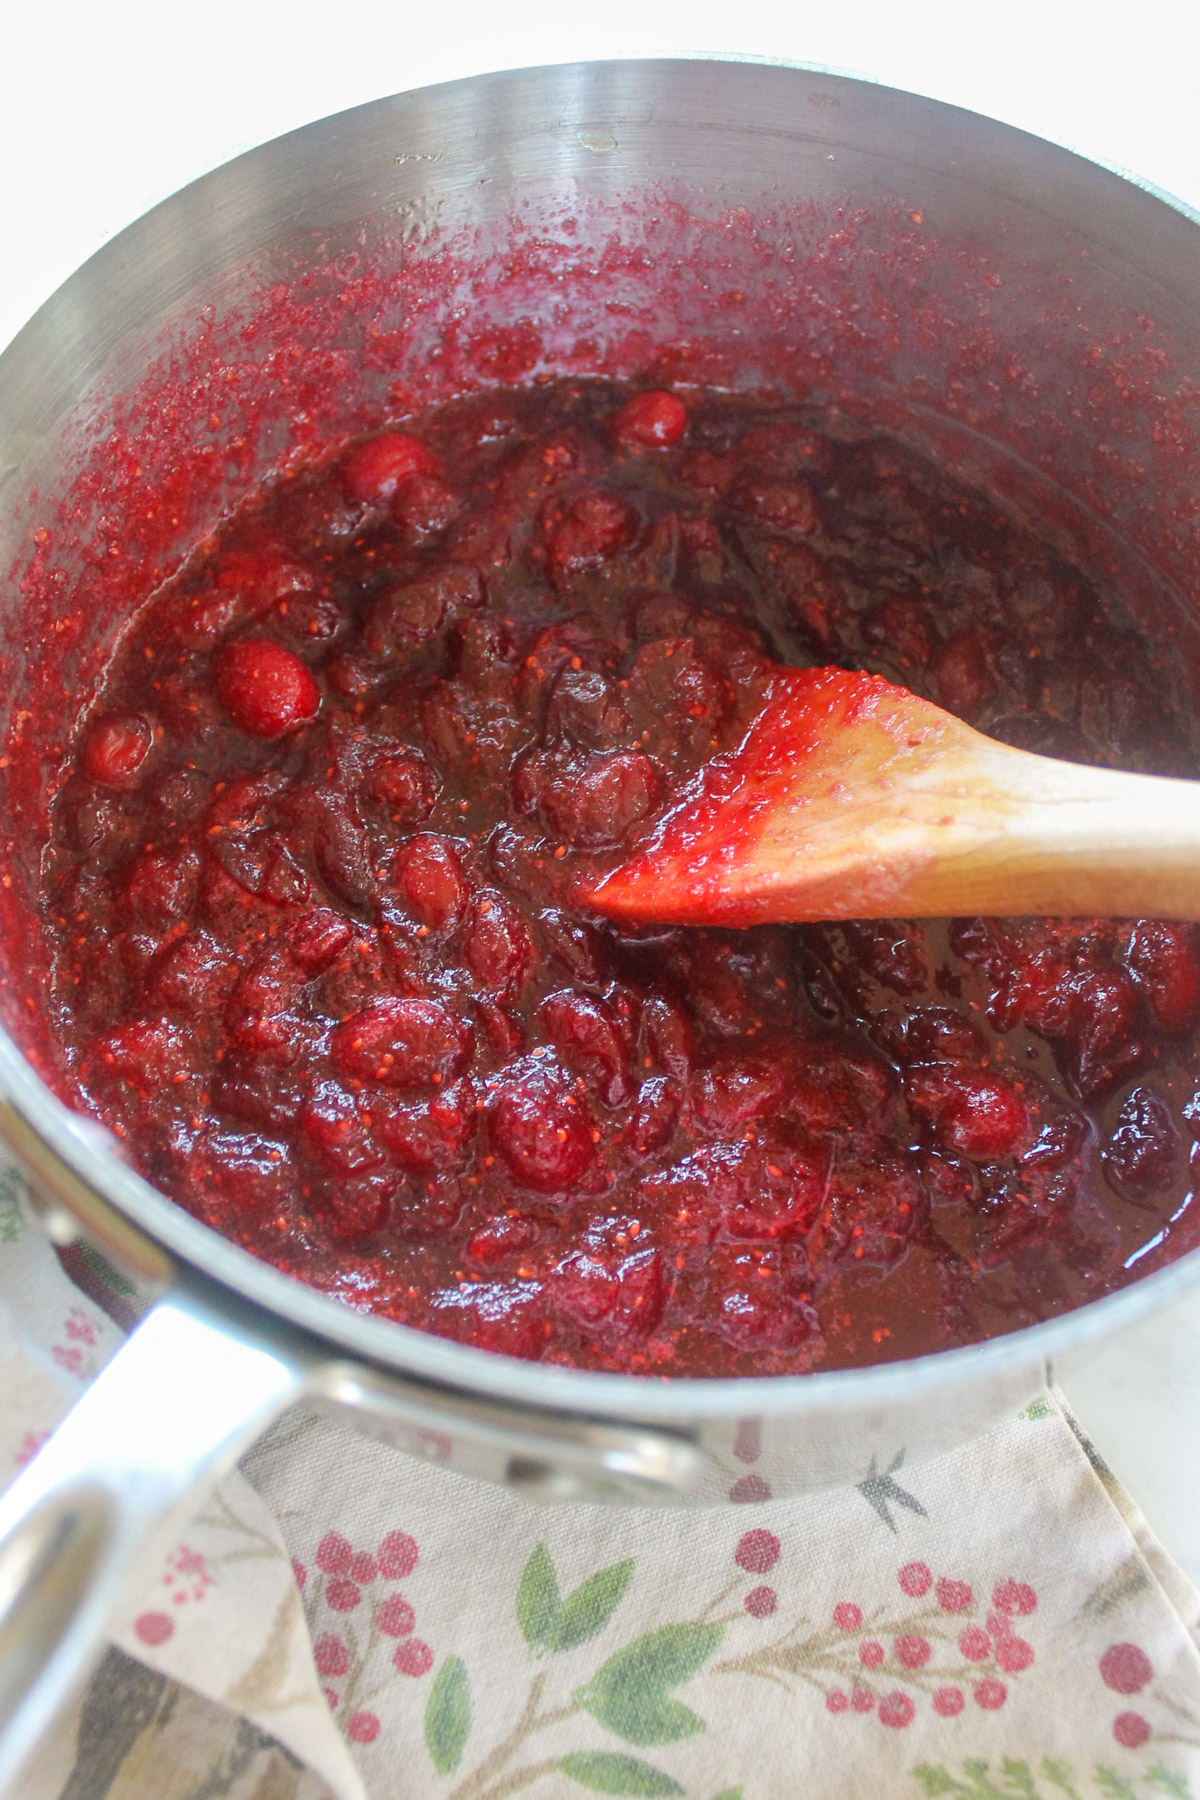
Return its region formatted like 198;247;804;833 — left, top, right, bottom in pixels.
0;1292;303;1797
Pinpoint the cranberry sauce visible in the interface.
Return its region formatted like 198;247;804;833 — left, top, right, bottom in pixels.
40;379;1200;1375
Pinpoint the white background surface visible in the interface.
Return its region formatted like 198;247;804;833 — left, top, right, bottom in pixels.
3;0;1200;1572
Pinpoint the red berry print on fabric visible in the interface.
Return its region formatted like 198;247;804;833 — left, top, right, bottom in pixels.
326;1579;362;1613
851;1686;876;1713
349;1551;378;1584
14;1429;51;1468
378;1531;419;1579
860;1641;885;1669
898;1561;932;1597
729;1475;772;1504
393;1639;434;1677
826;1690;849;1713
161;1544;213;1608
744;1585;777;1618
894;1634;931;1670
316;1531;354;1576
973;1679;1007;1710
378;1594;416;1637
1113;1711;1152;1748
933;1686;965;1717
878;1692;915;1729
134;1612;175;1646
735;1529;780;1574
300;1523;434;1743
315;1634;350;1678
995;1636;1034;1673
1100;1642;1153;1693
936;1577;972;1613
991;1578;1037;1616
292;1558;308;1591
959;1626;991;1662
833;1602;862;1631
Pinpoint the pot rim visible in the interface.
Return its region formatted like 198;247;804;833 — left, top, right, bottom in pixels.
4;54;1200;1425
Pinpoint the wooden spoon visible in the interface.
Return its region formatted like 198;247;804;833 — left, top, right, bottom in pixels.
586;666;1200;926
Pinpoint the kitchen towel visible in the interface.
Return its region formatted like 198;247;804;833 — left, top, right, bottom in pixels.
3;1159;1199;1800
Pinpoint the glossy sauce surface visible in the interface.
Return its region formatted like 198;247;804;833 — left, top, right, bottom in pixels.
41;381;1200;1374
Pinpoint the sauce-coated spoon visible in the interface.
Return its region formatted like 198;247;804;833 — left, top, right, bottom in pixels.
587;666;1200;926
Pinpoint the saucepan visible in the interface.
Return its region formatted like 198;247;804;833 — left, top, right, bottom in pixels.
2;56;1200;1794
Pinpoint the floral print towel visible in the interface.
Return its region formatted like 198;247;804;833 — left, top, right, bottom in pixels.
3;1161;1200;1800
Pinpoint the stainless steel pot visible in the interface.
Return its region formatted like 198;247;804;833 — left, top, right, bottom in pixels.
2;55;1200;1794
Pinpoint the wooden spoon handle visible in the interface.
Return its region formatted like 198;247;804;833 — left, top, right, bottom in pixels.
848;740;1200;921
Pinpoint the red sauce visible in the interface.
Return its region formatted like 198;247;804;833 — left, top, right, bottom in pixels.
38;379;1200;1375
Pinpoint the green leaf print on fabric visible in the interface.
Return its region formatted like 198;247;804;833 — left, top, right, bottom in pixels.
910;1762;1195;1800
710;1790;745;1800
518;1544;636;1658
857;1450;928;1533
550;1561;636;1655
558;1750;685;1795
575;1622;724;1746
1147;1771;1195;1799
518;1545;562;1652
426;1655;472;1775
0;1170;26;1244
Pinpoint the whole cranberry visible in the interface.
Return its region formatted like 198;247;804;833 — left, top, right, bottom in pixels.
329;997;473;1091
544;491;638;588
215;638;319;737
393;834;469;933
487;1061;596;1192
81;712;154;786
910;1069;1028;1162
342;432;437;506
613;390;689;448
393;474;458;539
463;890;533;994
1103;1087;1181;1200
538;749;664;849
1125;922;1200;1032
